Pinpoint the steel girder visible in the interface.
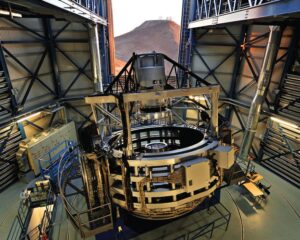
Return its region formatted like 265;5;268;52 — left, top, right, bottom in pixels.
225;25;248;120
189;0;300;28
0;0;107;24
43;18;62;98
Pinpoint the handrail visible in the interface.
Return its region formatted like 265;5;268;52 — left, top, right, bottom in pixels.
7;182;56;240
57;145;113;238
194;0;281;20
71;0;102;15
7;217;22;240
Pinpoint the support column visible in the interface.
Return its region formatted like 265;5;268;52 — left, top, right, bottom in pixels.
89;23;103;92
124;101;133;157
237;26;281;172
211;90;219;137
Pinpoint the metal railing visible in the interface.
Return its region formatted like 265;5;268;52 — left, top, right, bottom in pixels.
195;0;280;20
38;141;76;185
71;0;103;15
57;145;113;238
7;184;56;240
7;204;27;240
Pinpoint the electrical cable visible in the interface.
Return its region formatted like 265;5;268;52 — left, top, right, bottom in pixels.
225;189;244;240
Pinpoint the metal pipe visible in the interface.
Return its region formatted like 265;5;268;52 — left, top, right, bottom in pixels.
88;23;103;92
237;26;281;172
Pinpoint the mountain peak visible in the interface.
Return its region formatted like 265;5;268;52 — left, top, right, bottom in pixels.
128;20;179;34
115;19;180;69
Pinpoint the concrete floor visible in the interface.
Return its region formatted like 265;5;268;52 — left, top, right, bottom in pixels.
1;163;299;240
0;181;26;240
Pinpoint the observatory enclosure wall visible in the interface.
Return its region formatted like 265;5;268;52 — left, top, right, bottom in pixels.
0;0;113;191
180;0;300;186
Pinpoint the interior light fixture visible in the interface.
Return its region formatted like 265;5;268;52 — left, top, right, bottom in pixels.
189;96;206;101
0;9;22;18
270;117;298;129
17;112;41;123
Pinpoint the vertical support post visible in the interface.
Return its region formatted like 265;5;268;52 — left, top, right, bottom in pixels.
99;0;110;87
187;0;197;76
179;0;194;87
17;122;26;139
237;26;281;173
91;104;101;136
43;18;62;98
88;23;103;92
211;89;219;137
59;106;68;124
124;101;133;157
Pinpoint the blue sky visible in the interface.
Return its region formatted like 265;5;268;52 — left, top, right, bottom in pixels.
112;0;182;36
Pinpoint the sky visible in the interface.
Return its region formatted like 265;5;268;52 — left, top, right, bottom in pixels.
112;0;182;37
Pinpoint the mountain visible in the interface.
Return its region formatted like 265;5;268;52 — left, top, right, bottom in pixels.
115;58;126;74
114;20;180;73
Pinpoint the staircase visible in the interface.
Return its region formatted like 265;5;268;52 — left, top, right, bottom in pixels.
0;70;13;124
260;122;300;188
0;43;22;191
277;73;300;121
0;43;17;124
0;124;22;191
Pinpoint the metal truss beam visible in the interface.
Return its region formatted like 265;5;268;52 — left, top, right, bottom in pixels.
192;47;229;96
21;49;48;106
225;25;248;120
43;18;62;98
79;112;93;130
2;0;107;25
63;60;91;97
2;47;56;104
56;45;93;82
8;18;45;40
54;22;71;39
1;39;88;44
65;102;93;125
25;120;44;131
189;0;300;28
40;0;107;24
